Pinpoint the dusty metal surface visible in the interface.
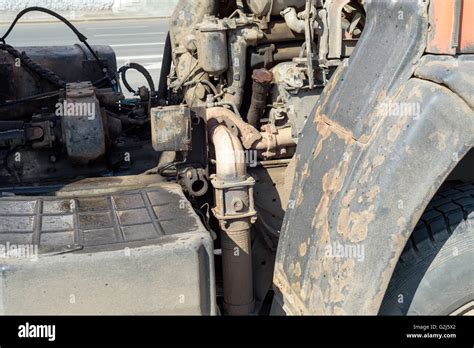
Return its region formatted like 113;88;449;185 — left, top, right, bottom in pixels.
249;159;293;314
271;0;473;315
61;81;106;164
326;0;351;60
0;182;207;250
0;174;166;197
0;44;117;107
273;77;474;315
306;0;430;143
249;159;293;236
169;0;217;106
414;54;474;108
197;16;229;76
151;105;192;152
0;182;216;315
245;0;306;17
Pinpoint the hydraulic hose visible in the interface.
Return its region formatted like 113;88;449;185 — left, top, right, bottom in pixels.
247;68;273;128
118;62;156;95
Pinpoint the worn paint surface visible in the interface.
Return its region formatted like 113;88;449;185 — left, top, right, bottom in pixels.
414;54;474;108
272;0;474;315
151;105;191;152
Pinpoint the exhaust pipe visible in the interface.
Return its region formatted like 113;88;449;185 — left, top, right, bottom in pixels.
209;124;257;315
207;107;296;158
207;106;294;315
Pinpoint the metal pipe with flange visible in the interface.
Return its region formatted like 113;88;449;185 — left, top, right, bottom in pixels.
209;124;257;315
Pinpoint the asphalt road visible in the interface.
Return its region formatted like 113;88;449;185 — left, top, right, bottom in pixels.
0;18;169;97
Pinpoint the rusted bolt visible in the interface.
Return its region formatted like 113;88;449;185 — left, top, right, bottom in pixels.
252;68;273;84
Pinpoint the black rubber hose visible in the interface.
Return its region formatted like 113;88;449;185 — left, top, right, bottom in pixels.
247;69;273;128
157;32;172;102
118;62;155;95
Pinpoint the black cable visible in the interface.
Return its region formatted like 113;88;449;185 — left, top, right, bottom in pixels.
0;6;116;89
118;62;155;95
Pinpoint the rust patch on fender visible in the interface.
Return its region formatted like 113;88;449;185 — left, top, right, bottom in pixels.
346;206;376;243
311;154;353;234
295;151;355;314
337;184;379;243
342;188;357;206
299;242;308;257
365;185;381;203
301;162;311;179
312;121;331;160
294;262;302;278
273;267;310;315
318;115;358;144
322;258;356;312
359;155;386;185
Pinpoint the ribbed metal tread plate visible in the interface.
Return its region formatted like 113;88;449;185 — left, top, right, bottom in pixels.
0;182;203;250
0;182;216;315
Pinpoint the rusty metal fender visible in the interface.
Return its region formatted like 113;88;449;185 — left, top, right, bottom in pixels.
271;0;474;315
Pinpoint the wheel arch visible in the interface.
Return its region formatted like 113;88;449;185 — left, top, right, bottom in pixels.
272;0;474;315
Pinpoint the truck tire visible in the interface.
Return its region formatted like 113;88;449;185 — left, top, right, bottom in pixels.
379;183;474;315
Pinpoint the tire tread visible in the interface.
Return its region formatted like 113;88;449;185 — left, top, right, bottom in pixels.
403;184;474;256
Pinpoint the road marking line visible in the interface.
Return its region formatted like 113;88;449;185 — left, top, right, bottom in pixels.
94;32;166;37
117;54;163;61
143;63;162;70
110;42;165;47
85;25;149;30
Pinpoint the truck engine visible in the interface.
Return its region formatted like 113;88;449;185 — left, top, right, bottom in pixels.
0;1;365;315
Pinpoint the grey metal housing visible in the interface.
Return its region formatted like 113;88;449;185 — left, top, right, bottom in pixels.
0;181;216;315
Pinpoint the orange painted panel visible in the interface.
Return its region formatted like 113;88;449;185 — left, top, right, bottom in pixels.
459;0;474;52
426;0;457;54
